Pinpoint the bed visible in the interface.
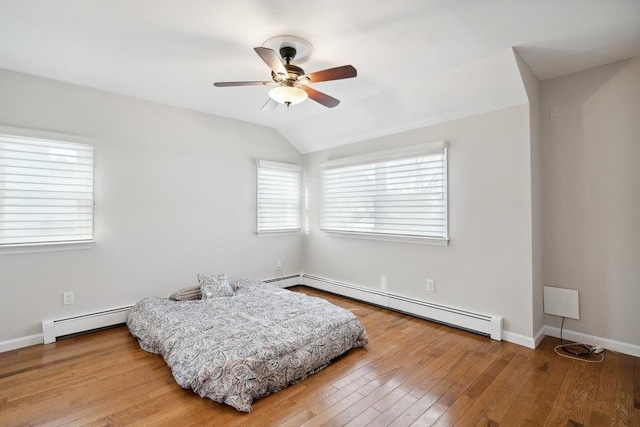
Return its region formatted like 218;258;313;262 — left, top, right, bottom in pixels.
126;279;368;412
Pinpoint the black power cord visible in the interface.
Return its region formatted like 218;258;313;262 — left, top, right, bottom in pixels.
559;317;595;356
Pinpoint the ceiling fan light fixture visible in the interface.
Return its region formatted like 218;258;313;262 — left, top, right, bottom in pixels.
213;38;356;109
268;86;308;106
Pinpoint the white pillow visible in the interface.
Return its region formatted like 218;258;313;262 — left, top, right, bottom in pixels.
197;273;235;299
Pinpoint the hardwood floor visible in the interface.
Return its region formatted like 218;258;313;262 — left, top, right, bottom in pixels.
0;286;637;426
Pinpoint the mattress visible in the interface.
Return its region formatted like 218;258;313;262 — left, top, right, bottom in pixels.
126;280;368;412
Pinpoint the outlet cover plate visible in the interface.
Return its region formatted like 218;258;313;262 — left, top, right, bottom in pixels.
426;279;435;292
63;291;74;305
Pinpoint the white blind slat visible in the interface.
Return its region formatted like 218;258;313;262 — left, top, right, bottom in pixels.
0;131;94;246
0;158;93;172
323;160;444;178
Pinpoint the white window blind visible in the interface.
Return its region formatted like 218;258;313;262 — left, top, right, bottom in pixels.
257;160;301;234
0;128;94;246
321;141;448;240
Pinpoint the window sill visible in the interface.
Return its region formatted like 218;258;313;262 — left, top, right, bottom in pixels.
256;230;301;237
0;241;95;255
321;230;449;246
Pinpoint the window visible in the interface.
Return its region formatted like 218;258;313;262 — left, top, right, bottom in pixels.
321;141;448;243
0;126;95;249
256;160;301;234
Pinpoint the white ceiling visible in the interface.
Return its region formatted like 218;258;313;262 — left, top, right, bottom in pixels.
1;1;639;153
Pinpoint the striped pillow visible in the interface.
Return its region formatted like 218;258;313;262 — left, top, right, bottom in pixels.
169;285;201;301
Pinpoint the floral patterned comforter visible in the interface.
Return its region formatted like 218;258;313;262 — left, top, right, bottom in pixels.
126;280;368;412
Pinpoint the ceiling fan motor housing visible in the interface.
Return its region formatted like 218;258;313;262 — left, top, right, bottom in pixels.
280;46;297;62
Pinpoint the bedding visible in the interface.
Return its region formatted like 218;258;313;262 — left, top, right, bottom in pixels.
127;279;368;412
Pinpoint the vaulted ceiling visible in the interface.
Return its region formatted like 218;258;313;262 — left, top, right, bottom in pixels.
1;1;639;153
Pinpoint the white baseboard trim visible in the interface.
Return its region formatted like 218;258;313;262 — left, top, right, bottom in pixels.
533;325;546;348
0;333;43;353
502;330;537;349
544;325;640;357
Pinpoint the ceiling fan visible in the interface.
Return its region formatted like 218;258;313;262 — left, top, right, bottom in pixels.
213;36;357;110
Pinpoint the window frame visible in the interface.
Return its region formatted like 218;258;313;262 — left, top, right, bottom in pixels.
0;125;95;255
256;160;302;236
320;141;449;246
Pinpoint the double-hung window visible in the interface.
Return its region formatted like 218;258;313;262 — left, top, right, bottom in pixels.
321;141;448;244
256;160;301;234
0;126;95;250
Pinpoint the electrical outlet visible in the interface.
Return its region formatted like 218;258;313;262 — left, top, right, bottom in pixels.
276;261;282;269
426;279;435;292
63;291;74;305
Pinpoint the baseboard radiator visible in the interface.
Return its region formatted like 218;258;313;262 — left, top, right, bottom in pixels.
262;273;303;288
303;274;503;341
42;306;131;344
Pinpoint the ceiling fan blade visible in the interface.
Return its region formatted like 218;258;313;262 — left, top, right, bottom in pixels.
261;98;279;111
213;81;274;87
306;65;357;83
300;86;340;108
254;47;287;76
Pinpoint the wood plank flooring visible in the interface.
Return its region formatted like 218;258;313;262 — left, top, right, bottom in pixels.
0;286;637;426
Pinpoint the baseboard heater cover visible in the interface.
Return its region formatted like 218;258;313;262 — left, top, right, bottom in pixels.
303;274;502;341
262;273;302;288
42;306;131;344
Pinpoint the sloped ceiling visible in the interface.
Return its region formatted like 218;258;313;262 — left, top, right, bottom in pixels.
0;1;639;153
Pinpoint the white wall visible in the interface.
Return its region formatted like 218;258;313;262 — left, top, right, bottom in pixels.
0;69;303;342
541;57;640;347
304;105;536;342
